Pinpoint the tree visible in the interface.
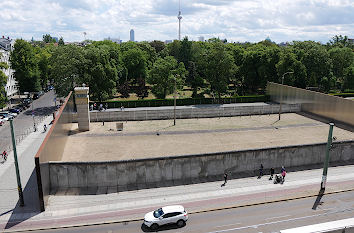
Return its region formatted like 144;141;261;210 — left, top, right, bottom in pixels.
121;47;148;98
0;55;8;108
83;45;119;101
204;42;235;100
149;40;165;54
34;47;52;90
343;64;354;90
328;35;353;48
186;61;204;98
147;56;187;99
10;39;41;93
276;49;307;88
328;47;354;90
292;41;332;90
42;34;56;43
49;44;85;97
179;37;192;66
58;37;65;46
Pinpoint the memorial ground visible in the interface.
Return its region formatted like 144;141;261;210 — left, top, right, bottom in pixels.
61;113;354;162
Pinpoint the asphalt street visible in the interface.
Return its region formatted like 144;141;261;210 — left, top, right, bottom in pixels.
38;190;354;233
0;90;57;153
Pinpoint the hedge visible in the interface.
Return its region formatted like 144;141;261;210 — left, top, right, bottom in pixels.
330;93;354;98
92;95;270;109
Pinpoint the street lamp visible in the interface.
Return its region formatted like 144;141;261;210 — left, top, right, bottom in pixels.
173;75;178;126
31;94;37;132
278;71;294;121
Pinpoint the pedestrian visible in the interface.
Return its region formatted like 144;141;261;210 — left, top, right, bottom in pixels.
121;106;124;111
221;173;228;187
2;150;7;161
94;103;97;110
281;166;285;173
99;103;103;111
90;104;93;111
258;163;264;178
105;103;108;110
269;167;274;180
281;168;286;183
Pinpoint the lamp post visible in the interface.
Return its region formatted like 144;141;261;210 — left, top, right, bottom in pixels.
173;75;177;126
278;71;294;121
31;95;36;132
321;123;334;190
9;119;25;206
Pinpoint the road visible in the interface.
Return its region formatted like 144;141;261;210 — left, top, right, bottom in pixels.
39;190;354;233
0;90;57;152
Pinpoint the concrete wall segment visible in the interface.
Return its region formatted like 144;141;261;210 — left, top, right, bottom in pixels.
48;140;354;191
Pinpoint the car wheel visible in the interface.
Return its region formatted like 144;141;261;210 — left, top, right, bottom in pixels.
150;223;159;231
177;219;185;228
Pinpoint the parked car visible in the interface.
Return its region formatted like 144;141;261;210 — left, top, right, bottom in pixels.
144;205;188;230
9;108;21;114
0;112;12;120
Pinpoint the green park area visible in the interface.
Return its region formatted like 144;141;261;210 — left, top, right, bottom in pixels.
2;35;353;110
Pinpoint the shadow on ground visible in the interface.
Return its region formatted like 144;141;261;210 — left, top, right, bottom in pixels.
4;169;41;229
23;106;57;117
141;222;186;232
312;189;325;210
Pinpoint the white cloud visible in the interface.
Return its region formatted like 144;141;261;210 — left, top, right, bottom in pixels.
0;0;353;43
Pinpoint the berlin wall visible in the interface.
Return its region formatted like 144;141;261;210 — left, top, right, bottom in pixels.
48;140;354;192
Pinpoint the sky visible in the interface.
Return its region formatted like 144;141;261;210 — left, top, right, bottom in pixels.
1;0;353;43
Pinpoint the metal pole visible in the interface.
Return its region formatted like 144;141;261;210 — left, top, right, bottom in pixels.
32;96;36;132
9;119;25;206
174;77;176;126
278;71;293;121
321;123;334;190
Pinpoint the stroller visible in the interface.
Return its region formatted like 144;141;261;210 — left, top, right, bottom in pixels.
274;174;283;184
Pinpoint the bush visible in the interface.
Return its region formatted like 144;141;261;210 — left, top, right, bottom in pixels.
93;95;270;108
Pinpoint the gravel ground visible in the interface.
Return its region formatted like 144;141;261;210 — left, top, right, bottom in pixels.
61;113;354;161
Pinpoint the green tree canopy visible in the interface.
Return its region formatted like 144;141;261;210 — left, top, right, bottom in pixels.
10;39;41;93
0;55;8;108
147;56;187;99
49;44;85;97
83;45;119;101
204;42;235;100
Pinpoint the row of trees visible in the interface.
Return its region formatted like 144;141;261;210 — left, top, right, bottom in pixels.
7;35;354;104
0;55;8;108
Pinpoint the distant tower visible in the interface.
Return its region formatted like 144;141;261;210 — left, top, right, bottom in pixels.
177;0;182;40
130;29;135;42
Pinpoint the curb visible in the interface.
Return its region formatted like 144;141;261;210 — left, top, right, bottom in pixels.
3;186;354;233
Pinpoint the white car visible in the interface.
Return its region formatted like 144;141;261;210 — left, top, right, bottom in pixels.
144;205;188;230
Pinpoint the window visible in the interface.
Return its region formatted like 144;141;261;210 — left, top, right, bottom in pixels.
153;208;164;218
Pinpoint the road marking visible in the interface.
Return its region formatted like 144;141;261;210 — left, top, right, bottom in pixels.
206;207;354;233
215;222;242;228
266;214;291;221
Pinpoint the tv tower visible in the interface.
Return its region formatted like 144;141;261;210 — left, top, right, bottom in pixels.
177;0;182;40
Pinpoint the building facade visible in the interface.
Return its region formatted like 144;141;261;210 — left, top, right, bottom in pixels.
130;29;134;42
0;36;17;98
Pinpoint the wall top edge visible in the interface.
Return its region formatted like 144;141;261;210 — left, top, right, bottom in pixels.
47;140;354;165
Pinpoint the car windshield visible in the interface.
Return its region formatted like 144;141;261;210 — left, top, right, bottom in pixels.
153;208;164;218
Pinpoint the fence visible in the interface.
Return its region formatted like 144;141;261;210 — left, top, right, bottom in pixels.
83;103;301;122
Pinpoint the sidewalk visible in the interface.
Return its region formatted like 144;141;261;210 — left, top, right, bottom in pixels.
1;163;354;232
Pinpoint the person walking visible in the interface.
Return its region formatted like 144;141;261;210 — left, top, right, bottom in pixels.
281;167;286;183
222;173;228;187
269;167;275;180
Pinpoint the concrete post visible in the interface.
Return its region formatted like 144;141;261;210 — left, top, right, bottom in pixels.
74;87;90;131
